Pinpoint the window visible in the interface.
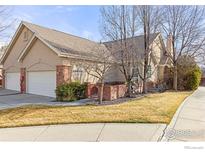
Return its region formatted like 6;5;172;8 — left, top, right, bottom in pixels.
147;65;152;78
72;66;84;82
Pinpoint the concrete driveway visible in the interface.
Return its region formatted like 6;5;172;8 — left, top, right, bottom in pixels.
162;87;205;142
0;88;55;110
0;88;94;110
0;123;166;141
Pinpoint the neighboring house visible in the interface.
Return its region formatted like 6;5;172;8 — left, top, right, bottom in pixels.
104;33;172;88
0;21;171;98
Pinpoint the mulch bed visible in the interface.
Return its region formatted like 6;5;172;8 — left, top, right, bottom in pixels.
89;94;146;106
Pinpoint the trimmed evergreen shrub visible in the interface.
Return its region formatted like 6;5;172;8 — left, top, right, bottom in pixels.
176;55;202;90
185;67;202;90
56;82;87;102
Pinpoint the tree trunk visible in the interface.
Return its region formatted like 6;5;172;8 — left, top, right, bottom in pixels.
142;79;147;94
143;62;147;94
173;65;178;91
99;82;104;104
127;80;132;97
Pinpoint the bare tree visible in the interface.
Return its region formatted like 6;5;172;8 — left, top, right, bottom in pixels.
77;43;113;104
133;6;162;93
100;5;139;96
160;6;205;90
0;6;14;39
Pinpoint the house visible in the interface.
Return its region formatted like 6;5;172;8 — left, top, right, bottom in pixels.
0;21;171;98
104;33;172;89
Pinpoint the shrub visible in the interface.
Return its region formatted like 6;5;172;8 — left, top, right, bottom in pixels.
56;82;87;102
185;67;202;90
176;55;201;90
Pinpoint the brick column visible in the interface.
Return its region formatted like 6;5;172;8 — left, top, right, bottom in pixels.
100;85;112;101
56;65;71;86
86;83;92;98
1;69;5;88
20;68;26;93
86;83;98;98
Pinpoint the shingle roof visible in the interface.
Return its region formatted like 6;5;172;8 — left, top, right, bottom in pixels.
22;21;109;61
103;33;161;63
22;21;165;64
104;33;160;54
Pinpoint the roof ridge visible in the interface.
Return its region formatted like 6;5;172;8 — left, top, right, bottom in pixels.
103;32;160;44
22;21;99;44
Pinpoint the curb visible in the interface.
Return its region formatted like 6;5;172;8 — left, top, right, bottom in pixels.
160;88;198;142
150;124;167;141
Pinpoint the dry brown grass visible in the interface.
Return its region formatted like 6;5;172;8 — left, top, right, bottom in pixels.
0;91;192;128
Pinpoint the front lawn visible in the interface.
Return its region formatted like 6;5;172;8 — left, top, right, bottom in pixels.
0;91;192;128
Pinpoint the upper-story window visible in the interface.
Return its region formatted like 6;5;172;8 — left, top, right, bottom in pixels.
23;30;28;41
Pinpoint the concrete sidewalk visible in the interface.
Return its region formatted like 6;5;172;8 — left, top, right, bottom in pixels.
0;123;166;141
161;87;205;142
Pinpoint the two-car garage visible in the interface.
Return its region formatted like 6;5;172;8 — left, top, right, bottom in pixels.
5;71;56;97
1;22;76;98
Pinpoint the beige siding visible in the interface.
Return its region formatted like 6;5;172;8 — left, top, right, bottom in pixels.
151;36;164;64
4;27;33;73
70;61;100;83
149;59;158;82
22;39;62;71
70;60;125;84
158;65;165;82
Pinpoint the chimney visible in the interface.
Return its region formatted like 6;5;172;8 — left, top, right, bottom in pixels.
166;34;173;57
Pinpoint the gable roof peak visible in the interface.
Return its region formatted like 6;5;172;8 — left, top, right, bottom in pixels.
21;21;98;44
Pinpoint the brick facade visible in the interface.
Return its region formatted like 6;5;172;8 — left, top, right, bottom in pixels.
86;83;98;98
56;65;71;86
20;68;26;93
86;83;127;101
103;85;118;100
117;84;127;98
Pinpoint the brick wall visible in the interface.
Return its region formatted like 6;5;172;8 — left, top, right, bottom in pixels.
20;68;26;93
117;84;127;98
86;83;98;98
86;83;127;101
56;65;71;86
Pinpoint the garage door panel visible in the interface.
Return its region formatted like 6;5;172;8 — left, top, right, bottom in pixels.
27;71;56;97
5;73;20;91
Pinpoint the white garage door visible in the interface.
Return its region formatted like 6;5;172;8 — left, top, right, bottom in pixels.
27;71;56;97
5;72;20;91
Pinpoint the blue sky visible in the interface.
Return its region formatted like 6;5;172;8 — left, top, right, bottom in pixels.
2;6;102;45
